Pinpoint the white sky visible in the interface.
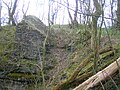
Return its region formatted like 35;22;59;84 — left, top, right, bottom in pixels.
1;0;117;26
18;0;73;25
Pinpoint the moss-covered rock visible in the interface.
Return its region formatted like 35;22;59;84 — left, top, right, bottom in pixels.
15;15;47;60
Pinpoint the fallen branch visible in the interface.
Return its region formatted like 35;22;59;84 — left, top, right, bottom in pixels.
73;57;120;90
53;47;113;90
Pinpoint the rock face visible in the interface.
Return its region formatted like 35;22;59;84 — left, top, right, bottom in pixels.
16;15;47;60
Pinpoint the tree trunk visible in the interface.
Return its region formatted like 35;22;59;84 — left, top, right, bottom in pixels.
110;0;114;27
67;0;78;28
91;0;102;72
11;0;18;25
67;0;73;28
5;0;18;25
0;0;2;30
117;0;120;30
73;0;78;26
8;8;11;25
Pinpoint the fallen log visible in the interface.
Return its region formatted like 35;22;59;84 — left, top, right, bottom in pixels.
73;57;120;90
53;53;93;90
72;55;119;85
53;47;113;90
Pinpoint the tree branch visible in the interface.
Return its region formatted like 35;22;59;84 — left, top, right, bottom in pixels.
53;0;120;23
73;57;120;90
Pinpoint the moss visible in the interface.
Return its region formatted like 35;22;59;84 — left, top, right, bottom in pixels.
0;25;120;90
0;26;16;71
0;26;39;80
53;45;120;90
7;73;37;80
0;25;16;58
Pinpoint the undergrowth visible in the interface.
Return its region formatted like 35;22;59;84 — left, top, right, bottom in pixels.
0;24;120;90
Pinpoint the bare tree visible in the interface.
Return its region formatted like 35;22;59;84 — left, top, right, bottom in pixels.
22;0;30;18
74;0;78;25
110;0;116;27
86;0;91;28
3;0;19;26
67;0;78;28
91;0;102;72
117;0;120;30
67;0;73;28
0;0;2;30
79;0;82;24
50;1;60;25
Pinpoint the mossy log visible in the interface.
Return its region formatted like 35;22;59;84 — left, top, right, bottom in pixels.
71;55;119;87
73;57;120;90
71;71;93;86
53;46;114;90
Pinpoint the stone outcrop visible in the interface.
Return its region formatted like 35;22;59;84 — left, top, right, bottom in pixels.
16;15;47;60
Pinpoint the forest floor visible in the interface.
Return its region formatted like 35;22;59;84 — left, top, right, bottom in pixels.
48;25;120;90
